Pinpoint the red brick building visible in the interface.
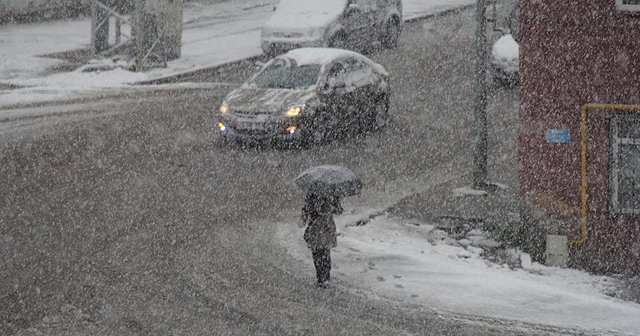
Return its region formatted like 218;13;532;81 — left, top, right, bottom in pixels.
518;0;640;273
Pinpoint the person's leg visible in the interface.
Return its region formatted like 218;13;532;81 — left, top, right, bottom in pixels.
319;248;331;284
312;249;324;285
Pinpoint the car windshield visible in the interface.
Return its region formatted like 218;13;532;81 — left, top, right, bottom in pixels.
248;60;321;90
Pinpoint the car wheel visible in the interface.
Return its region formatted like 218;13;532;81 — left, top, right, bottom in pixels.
381;19;401;49
371;95;390;131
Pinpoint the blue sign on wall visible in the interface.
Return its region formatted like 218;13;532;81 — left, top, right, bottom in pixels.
546;129;571;144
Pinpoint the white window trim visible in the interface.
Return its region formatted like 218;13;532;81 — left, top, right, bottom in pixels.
616;0;640;12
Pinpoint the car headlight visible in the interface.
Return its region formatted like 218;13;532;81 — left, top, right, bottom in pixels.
219;102;230;114
285;105;304;117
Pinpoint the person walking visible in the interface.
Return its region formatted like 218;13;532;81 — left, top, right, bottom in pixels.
301;192;342;288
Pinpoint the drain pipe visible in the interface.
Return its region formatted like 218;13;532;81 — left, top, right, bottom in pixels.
573;103;640;245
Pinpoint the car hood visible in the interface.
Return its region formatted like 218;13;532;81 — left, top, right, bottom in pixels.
226;87;316;114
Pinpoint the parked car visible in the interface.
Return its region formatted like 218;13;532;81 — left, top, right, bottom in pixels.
216;48;391;146
490;1;520;85
261;0;403;56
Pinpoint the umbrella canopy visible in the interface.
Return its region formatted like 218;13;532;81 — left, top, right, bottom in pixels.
295;165;362;197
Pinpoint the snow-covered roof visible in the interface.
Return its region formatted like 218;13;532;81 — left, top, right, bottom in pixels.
280;48;370;66
265;0;347;30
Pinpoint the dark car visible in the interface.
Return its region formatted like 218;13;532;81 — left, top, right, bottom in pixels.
216;48;391;146
261;0;403;56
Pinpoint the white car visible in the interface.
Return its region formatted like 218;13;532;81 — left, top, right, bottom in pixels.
491;33;519;85
261;0;403;56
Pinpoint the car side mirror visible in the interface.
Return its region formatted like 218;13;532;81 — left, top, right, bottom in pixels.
322;82;332;94
328;77;346;89
323;78;345;94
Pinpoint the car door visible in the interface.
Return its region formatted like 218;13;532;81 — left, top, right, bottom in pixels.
320;60;361;134
365;0;385;44
318;61;348;136
340;0;374;50
341;58;379;125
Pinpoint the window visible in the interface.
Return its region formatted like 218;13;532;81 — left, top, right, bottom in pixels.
617;0;640;12
610;116;640;214
328;62;348;83
343;58;373;86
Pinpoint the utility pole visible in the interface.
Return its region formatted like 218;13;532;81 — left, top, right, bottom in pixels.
472;0;489;189
133;0;146;71
91;0;110;54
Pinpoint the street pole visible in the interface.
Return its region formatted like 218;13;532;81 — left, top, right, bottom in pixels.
91;0;110;54
134;0;145;71
473;0;489;189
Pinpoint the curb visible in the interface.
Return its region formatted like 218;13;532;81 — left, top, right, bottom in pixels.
0;83;232;111
134;3;475;86
135;54;266;85
403;3;475;24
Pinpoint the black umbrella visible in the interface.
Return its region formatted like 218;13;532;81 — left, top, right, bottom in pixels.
295;165;362;197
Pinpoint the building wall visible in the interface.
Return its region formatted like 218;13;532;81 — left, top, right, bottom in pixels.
519;0;640;273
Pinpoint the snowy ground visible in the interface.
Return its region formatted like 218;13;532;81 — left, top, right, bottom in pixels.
0;0;474;108
274;157;640;335
278;210;640;336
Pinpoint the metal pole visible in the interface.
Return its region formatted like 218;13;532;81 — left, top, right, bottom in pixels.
116;17;122;45
134;0;145;71
473;0;489;189
91;0;110;54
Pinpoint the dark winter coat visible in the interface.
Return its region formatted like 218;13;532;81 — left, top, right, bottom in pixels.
303;212;338;250
301;193;341;250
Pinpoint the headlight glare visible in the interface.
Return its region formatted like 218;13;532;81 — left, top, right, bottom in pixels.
219;102;230;114
285;105;303;117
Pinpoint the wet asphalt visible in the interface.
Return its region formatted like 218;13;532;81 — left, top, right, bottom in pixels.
1;8;588;336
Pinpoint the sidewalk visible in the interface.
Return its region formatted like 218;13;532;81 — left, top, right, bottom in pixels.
389;176;520;235
277;168;640;336
0;0;475;108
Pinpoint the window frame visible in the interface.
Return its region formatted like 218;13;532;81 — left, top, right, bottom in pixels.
610;115;640;214
616;0;640;12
